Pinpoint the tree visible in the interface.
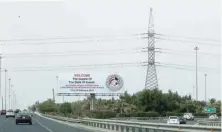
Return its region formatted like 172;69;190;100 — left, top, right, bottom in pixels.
39;99;57;113
59;102;72;116
71;101;82;117
209;98;216;105
34;88;220;118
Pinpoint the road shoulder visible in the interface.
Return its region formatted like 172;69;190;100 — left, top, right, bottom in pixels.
35;113;116;132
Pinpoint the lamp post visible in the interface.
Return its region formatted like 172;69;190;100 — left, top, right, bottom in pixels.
205;74;207;104
4;69;7;110
8;78;11;109
194;47;199;101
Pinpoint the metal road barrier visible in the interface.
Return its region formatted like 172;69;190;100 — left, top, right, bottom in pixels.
109;117;168;120
41;114;221;132
198;120;221;127
109;117;218;121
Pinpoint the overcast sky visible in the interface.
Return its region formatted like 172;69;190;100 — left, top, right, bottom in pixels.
0;0;221;109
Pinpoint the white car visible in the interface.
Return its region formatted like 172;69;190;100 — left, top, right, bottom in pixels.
209;114;218;120
6;110;15;118
183;113;194;120
167;116;180;124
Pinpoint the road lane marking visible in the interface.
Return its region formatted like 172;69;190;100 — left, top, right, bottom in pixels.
33;118;54;132
37;114;116;132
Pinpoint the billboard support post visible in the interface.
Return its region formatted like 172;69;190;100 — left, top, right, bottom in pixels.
90;93;95;111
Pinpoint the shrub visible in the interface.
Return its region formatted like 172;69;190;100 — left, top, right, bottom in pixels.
166;112;183;116
116;112;159;117
89;110;116;119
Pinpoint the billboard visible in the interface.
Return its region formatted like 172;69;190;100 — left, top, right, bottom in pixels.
58;73;125;94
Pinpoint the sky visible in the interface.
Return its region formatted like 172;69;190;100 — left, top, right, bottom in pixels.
0;0;221;109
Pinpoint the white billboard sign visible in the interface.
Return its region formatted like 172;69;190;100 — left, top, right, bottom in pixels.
58;73;124;94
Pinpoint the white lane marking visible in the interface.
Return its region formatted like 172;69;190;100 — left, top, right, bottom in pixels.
33;118;54;132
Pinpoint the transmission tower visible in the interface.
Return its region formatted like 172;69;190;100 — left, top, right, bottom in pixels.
145;8;158;89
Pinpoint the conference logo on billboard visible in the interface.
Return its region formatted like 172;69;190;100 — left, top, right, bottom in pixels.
106;74;124;92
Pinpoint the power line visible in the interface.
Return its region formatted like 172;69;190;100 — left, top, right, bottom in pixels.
156;64;220;74
141;62;219;72
155;37;221;47
156;48;221;57
0;38;145;46
2;62;144;72
0;33;145;43
155;62;220;72
156;33;220;43
1;60;219;74
1;47;145;59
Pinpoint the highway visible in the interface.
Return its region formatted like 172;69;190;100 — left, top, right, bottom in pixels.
0;115;97;132
0;114;219;132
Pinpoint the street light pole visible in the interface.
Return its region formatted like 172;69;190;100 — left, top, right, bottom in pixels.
10;85;13;109
52;89;55;102
194;47;199;101
56;76;58;103
56;75;64;102
8;78;11;109
205;74;207;104
12;90;15;109
4;69;7;110
0;56;2;110
14;93;16;109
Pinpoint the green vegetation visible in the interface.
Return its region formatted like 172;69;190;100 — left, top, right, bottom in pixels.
31;89;221;118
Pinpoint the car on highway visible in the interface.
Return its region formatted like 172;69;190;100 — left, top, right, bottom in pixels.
6;109;15;118
14;109;21;114
183;113;194;120
209;114;219;120
167;116;180;124
178;117;187;124
0;110;6;115
15;112;32;125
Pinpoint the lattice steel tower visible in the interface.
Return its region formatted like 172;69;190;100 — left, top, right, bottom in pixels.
145;8;158;89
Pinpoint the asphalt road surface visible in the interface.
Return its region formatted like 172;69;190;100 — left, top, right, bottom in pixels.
0;115;93;132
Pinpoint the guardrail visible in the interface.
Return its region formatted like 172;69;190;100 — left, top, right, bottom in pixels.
109;117;218;121
109;117;168;120
198;120;221;127
41;114;221;132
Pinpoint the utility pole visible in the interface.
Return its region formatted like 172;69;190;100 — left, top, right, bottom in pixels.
193;85;195;100
145;7;158;89
8;78;11;109
194;47;199;101
205;74;207;104
4;69;7;110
